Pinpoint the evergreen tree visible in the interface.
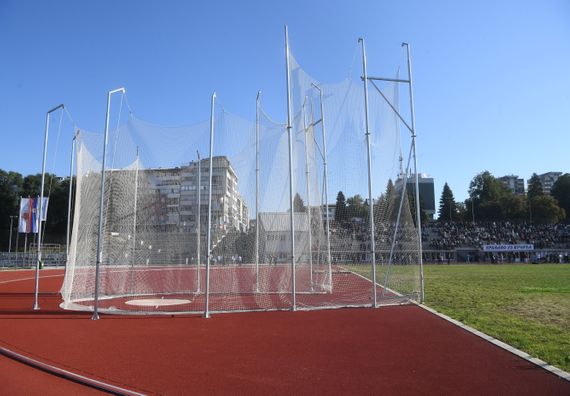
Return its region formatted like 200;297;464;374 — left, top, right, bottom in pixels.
293;193;306;213
438;182;457;222
334;191;347;223
528;173;545;223
527;173;544;200
551;174;570;222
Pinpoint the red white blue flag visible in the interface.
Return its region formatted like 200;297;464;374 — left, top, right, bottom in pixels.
18;196;49;234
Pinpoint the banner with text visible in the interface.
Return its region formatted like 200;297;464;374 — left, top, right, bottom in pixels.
483;244;534;252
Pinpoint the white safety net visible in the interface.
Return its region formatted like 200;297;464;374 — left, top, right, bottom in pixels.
62;45;422;314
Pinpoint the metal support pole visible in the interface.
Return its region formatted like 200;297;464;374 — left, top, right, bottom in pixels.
383;143;414;299
311;83;332;292
196;150;201;293
359;38;377;308
8;216;16;254
132;147;139;267
34;103;64;311
302;97;314;290
15;229;20;263
65;132;77;268
128;146;139;295
255;91;261;293
24;233;28;266
93;88;125;320
403;42;424;303
285;26;296;310
204;92;216;319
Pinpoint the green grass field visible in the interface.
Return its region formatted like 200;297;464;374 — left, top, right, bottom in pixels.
424;264;570;372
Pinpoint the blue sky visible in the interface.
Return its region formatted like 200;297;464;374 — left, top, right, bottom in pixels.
1;0;569;204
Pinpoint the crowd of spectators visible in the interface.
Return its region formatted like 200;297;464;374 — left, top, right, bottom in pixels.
423;221;570;251
329;219;570;252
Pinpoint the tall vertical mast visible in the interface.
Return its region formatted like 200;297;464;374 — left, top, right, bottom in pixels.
359;38;377;307
93;88;125;320
302;97;313;289
255;91;261;293
196;150;201;293
285;25;296;310
65;131;78;268
204;91;216;318
403;42;424;303
34;103;64;311
311;83;332;292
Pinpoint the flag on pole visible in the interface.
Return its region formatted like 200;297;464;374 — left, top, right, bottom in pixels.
18;197;49;234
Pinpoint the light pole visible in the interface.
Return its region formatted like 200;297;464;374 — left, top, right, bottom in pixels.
8;216;17;254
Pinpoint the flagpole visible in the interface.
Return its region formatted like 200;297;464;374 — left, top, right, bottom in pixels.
34;104;64;310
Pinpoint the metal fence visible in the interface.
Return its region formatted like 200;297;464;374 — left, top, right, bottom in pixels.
0;252;66;268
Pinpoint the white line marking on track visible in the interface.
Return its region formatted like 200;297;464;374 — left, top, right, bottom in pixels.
0;273;64;285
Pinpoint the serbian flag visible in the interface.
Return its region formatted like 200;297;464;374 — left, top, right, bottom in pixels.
18;197;49;234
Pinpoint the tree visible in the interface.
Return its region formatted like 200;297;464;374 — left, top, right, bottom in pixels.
0;170;22;250
346;194;368;220
438;183;458;222
468;171;511;221
498;194;527;221
551;173;570;222
469;171;506;203
293;193;306;213
22;173;43;196
44;177;72;239
334;191;347;223
455;201;468;221
531;195;565;224
527;173;544;201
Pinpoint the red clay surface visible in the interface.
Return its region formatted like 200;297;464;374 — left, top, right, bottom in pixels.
1;268;569;395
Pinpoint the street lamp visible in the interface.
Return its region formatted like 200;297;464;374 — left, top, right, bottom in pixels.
8;215;17;254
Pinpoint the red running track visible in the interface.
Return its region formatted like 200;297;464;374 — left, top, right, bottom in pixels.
64;264;407;314
0;269;568;395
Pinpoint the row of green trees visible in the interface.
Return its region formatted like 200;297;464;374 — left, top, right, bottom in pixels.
438;171;570;224
0;169;71;250
332;180;429;226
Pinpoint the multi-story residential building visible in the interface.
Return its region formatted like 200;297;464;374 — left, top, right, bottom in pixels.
498;175;525;195
528;172;563;196
134;156;248;234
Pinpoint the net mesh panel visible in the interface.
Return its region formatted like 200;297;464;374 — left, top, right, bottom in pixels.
62;48;421;314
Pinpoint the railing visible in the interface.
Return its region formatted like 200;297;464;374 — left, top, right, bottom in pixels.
0;252;66;268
